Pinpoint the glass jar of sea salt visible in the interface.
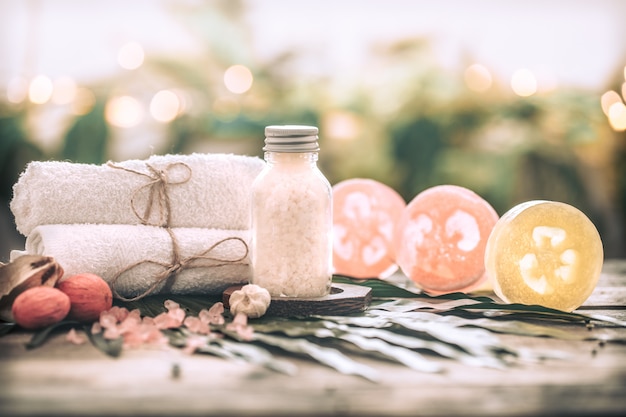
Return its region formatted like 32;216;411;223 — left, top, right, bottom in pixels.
251;125;333;298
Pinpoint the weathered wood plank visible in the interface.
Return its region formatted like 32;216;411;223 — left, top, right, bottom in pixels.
581;286;626;308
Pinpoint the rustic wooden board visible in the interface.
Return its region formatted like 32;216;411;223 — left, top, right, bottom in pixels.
223;283;372;316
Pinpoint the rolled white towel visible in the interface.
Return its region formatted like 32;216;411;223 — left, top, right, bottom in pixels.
10;153;265;236
11;224;251;299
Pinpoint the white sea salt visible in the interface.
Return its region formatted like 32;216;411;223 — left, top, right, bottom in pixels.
251;126;332;298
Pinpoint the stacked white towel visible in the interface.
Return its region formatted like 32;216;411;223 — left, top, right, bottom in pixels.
11;153;265;235
10;153;265;298
11;225;251;299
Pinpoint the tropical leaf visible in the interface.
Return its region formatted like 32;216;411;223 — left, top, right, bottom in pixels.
316;312;511;369
325;320;503;366
370;300;590;339
253;318;442;373
216;338;298;375
583;313;626;328
332;275;420;298
452;302;591;322
86;325;123;358
166;326;297;375
162;328;188;348
334;332;442;373
24;320;122;356
252;332;380;382
253;314;514;370
0;322;15;336
26;320;80;349
332;278;626;330
332;275;494;302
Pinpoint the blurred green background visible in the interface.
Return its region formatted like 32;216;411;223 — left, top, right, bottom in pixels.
1;0;626;260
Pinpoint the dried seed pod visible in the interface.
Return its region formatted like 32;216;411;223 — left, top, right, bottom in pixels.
0;255;64;322
229;284;271;318
56;273;113;322
12;286;71;329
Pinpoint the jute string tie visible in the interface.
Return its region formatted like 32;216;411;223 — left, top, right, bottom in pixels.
106;161;192;227
106;160;249;301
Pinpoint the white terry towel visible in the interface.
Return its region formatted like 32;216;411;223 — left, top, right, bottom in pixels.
11;153;265;236
11;224;251;299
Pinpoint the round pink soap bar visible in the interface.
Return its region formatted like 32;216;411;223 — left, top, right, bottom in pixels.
394;185;499;294
485;200;603;312
332;178;406;278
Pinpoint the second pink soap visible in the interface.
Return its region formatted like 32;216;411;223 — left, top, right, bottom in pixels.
394;185;499;294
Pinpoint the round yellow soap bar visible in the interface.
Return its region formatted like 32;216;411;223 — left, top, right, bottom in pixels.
485;200;603;312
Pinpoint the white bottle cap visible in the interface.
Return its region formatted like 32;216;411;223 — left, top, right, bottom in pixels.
264;125;319;152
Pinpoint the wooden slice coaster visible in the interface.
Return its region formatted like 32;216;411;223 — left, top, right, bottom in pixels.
223;283;372;317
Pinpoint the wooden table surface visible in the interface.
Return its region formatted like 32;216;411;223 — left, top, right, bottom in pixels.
1;260;626;417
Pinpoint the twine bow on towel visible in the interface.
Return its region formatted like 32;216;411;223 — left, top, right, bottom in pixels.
107;161;192;227
109;230;249;302
106;160;250;301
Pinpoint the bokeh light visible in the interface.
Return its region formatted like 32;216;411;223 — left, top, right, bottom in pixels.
223;64;253;94
52;77;77;105
464;64;492;92
150;90;181;123
323;110;361;141
601;90;623;116
118;42;145;70
608;102;626;131
28;75;54;104
6;77;28;104
511;69;537;97
105;95;144;127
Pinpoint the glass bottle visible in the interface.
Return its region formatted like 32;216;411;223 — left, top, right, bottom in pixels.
251;125;333;298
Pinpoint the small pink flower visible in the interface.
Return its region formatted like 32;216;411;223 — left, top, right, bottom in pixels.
236;325;254;341
198;309;212;324
99;312;117;329
230;311;248;327
91;322;102;334
118;313;141;333
164;300;180;311
147;328;169;346
226;312;254;341
168;307;186;325
108;306;130;322
103;326;122;340
122;330;144;348
128;309;142;321
184;316;211;335
66;328;87;345
153;312;177;329
183;334;208;355
207;302;225;325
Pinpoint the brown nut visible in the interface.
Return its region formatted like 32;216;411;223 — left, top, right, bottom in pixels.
12;286;71;329
56;273;113;322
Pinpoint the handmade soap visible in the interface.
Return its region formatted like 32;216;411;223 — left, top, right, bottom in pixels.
485;200;603;312
332;179;406;278
394;185;499;294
